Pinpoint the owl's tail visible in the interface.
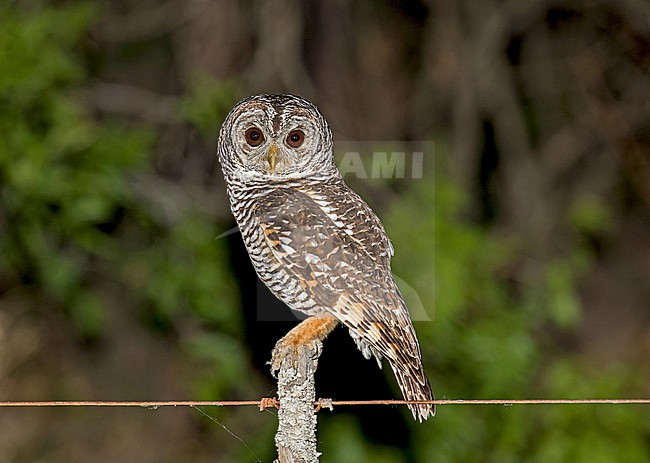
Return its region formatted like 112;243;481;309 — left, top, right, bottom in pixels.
349;324;435;421
337;291;435;421
389;358;435;422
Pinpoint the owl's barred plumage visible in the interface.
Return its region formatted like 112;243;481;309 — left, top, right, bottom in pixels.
217;94;434;421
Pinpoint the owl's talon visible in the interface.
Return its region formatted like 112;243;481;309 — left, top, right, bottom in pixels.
259;397;279;411
270;315;338;373
314;398;333;413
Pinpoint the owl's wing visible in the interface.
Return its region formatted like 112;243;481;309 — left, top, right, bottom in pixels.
254;187;433;420
304;180;395;264
254;186;393;320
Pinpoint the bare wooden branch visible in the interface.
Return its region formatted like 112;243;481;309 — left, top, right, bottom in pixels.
271;341;323;463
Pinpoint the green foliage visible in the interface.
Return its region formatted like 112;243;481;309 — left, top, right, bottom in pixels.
0;2;151;338
570;194;611;237
120;214;238;327
0;2;242;351
184;332;249;400
180;73;241;136
378;150;650;462
320;416;406;463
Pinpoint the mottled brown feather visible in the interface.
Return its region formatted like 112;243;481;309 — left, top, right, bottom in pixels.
255;185;434;420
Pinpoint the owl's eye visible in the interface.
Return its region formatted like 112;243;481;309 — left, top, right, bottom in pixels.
286;130;305;148
245;127;265;147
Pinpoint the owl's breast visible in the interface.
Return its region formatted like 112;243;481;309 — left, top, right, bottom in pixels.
227;184;320;316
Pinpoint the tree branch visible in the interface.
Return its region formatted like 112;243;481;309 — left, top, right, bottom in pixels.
271;341;323;463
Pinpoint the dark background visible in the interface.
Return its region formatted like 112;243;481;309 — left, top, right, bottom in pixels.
0;0;649;461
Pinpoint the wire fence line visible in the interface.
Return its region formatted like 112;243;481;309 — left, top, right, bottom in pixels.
1;398;649;409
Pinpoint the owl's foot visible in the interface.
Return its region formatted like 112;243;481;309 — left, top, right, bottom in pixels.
270;314;339;373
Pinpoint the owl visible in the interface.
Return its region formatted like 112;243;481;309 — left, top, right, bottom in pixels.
217;94;434;421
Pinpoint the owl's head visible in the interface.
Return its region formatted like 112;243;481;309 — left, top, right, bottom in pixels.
217;94;336;181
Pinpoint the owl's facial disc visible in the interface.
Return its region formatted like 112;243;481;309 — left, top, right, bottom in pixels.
236;119;316;176
220;95;335;180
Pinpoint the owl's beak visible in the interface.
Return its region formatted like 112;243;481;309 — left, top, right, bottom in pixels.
266;143;279;173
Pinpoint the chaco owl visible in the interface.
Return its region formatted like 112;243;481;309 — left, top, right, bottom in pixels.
217;94;434;421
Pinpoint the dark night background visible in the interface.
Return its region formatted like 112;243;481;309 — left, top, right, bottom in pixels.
0;0;649;461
